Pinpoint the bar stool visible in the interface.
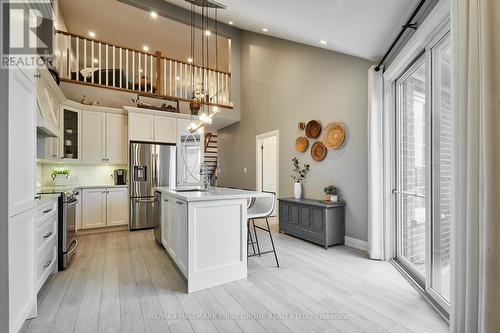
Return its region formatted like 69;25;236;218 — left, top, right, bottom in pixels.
247;192;279;267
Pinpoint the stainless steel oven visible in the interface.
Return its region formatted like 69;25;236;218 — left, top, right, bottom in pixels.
37;187;79;270
61;192;78;269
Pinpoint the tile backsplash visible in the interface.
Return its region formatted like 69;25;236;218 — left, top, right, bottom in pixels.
38;162;127;187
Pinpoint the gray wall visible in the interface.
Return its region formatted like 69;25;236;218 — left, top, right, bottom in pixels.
217;31;373;241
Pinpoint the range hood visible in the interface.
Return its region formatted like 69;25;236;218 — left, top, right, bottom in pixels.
36;99;58;137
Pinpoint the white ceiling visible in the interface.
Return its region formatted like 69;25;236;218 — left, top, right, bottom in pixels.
164;0;418;61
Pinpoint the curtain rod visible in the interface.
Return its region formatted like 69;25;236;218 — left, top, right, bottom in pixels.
375;0;427;72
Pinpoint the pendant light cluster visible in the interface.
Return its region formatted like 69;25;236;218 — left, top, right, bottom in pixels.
186;0;225;133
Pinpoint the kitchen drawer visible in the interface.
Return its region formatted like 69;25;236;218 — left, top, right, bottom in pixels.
36;241;57;291
36;215;57;253
36;200;58;225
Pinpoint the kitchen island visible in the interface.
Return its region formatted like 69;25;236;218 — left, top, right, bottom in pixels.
154;187;271;293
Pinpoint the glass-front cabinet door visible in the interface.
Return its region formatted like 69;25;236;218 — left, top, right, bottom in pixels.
60;105;81;163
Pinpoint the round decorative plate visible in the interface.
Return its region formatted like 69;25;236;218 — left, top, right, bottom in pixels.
322;122;345;149
305;120;322;138
295;137;308;153
311;141;327;161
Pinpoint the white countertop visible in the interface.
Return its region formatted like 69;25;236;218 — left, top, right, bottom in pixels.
36;193;60;207
155;186;271;202
76;184;128;189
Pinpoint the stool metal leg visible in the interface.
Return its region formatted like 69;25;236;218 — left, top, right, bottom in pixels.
247;220;256;255
266;218;280;267
252;219;261;256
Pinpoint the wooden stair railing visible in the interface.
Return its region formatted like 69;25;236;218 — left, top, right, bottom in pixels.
204;133;218;185
54;30;233;109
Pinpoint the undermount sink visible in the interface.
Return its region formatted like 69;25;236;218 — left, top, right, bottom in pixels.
174;189;206;192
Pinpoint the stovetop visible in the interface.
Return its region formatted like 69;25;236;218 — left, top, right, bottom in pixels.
37;186;79;201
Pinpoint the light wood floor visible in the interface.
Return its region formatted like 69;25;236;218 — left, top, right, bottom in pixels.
22;222;448;333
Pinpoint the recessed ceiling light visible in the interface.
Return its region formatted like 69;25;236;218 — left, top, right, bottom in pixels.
228;21;234;25
319;40;327;45
187;57;193;63
150;11;158;18
262;27;268;32
143;45;149;52
88;31;96;38
93;58;98;64
175;76;180;81
205;30;211;36
139;69;143;73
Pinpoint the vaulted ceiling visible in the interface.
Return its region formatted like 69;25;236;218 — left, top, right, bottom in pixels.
164;0;418;60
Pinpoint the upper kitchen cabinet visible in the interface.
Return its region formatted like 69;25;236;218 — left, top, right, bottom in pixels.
60;105;82;163
82;109;127;165
36;66;65;161
105;113;128;164
128;109;177;144
128;112;154;142
9;67;36;217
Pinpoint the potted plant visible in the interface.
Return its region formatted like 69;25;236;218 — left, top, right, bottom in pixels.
291;157;310;199
324;185;338;202
51;167;70;186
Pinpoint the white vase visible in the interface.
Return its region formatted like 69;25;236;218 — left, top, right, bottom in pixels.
330;195;338;202
294;182;302;199
52;174;68;186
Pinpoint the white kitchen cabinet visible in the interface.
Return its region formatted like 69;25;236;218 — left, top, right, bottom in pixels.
128;111;177;143
106;188;129;226
8;209;36;333
174;198;188;275
60;105;82;163
161;194;188;276
82;188;107;229
129;112;154;141
154;115;176;143
82;111;127;165
82;187;128;229
82;110;105;164
161;194;172;250
105;113;128;164
9;67;36;217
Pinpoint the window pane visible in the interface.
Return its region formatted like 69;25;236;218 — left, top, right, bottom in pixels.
431;35;452;303
399;61;427;278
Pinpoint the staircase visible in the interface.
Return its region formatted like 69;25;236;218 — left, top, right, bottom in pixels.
204;133;218;185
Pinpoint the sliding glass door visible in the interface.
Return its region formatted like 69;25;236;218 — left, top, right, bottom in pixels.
394;30;452;313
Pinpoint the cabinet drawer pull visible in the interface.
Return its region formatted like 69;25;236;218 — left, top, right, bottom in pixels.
35;195;41;200
43;259;53;269
43;208;52;214
176;201;184;205
43;232;53;239
164;199;169;202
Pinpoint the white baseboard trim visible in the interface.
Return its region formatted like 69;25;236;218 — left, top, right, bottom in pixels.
344;236;368;252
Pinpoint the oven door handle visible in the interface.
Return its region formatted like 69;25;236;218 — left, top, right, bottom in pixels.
66;239;78;256
67;199;78;207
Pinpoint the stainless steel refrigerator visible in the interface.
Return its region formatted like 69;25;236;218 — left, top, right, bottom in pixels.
129;142;176;230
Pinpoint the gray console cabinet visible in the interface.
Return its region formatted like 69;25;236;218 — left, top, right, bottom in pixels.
278;198;345;249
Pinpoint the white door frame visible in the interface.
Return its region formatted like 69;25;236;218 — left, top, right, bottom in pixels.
256;130;279;200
